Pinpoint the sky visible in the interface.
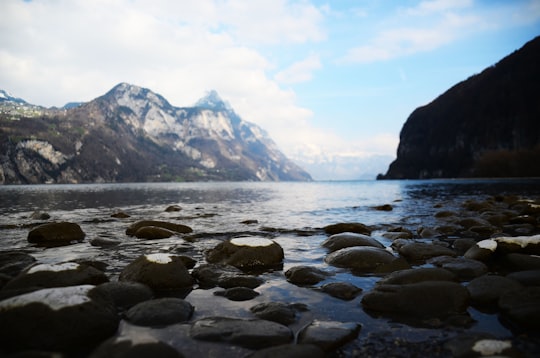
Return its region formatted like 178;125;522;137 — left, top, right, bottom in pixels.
1;0;539;179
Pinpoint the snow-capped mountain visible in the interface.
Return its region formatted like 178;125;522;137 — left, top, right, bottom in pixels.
0;83;312;184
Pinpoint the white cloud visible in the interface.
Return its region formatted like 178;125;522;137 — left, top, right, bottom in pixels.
274;54;322;84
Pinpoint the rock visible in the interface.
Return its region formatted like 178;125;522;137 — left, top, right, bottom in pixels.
27;222;85;247
214;287;260;301
362;281;470;319
125;297;193;326
247;343;325;358
503;252;540;270
445;334;516;358
205;236;284;271
30;210;51;220
91;336;182;358
494;234;540;255
90;236;122;247
324;246;396;272
498;286;540;329
417;226;441;238
323;223;371;236
372;204;393;211
457;217;492;229
382;231;413;240
191;263;264;289
467;275;523;306
93;281;153;311
134;226;175;239
428;256;488;280
4;262;108;291
119;254;193;291
126;220;192;236
321;232;384;252
241;219;259;225
285;266;331;286
110;211;130;218
250;302;298;325
190;317;293;349
0;285;118;353
452;238;477;255
463;239;497;261
378;267;456;285
165;205;182;212
298;320;361;351
319;282;362;300
398;242;457;262
506;270;540;286
0;251;36;278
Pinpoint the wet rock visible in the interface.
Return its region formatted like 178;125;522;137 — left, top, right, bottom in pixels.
298;320;361;351
321;232;384;252
467;275;523;306
126;220;192;236
247;343;324;358
190;317;293;349
324;246;396;272
250;302;298;325
0;285;118;354
125;297;193;326
506;269;540;286
0;251;36;278
4;262;108;291
205;236;284;271
457;217;492;229
91;336;182;358
285;266;331;286
27;222;85;247
494;234;540;255
241;219;259;225
417;226;441;238
444;334;516;358
165;205;182;212
382;231;413;240
428;256;488;280
452;238;478;255
134;226;175;239
503;252;540;270
119;253;194;291
214;287;260;301
191;263;264;289
372;204;393;211
398;242;457;262
110;211;130;218
90;236;122;247
362;281;470;319
463;239;497;261
498;286;540;329
434;210;457;218
30;210;51;220
378;267;456;285
323;222;371;236
94;281;153;311
319;282;362;300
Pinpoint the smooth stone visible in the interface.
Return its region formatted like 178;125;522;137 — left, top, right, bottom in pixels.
428;256;488;280
214;287;260;301
319;282;362;300
506;270;540;286
90;336;182;358
125;297;193;326
453;238;478;255
0;285;118;353
494;234;540;255
205;237;284;271
297;320;361;351
467;275;523;305
362;281;470;319
398;242;457;262
165;205;182;212
247;343;325;358
134;226;175;239
382;231;413;240
463;240;496;261
417;226;441;238
190;317;293;349
321;232;384;252
323;223;372;236
372;204;393;211
90;237;122;247
30;210;51;220
191;263;264;289
503;252;540;270
27;222;85;247
250;302;298;325
4;262;108;290
378;267;457;285
126;220;192;236
0;252;36;278
93;281;153;311
119;254;193;291
457;217;492;229
324;246;395;272
498;286;540;329
285;266;331;286
111;211;130;218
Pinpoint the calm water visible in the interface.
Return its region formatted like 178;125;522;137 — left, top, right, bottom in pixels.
2;179;540;353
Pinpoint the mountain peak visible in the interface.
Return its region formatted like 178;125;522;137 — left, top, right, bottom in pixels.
0;89;27;104
195;90;232;112
104;82;172;109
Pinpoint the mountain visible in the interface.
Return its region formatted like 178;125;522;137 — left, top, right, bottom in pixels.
379;36;540;179
0;83;312;184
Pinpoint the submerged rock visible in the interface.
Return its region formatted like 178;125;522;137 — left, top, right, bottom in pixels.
298;320;361;351
321;232;384;252
27;222;85;247
319;282;362;300
214;287;260;301
250;302;305;325
91;336;182;358
125;297;194;326
126;220;192;236
191;263;264;289
285;266;331;286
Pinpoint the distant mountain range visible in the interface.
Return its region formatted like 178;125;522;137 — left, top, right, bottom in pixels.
380;36;540;179
0;83;312;184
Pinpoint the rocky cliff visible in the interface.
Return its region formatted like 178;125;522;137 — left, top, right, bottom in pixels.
380;36;540;179
0;83;312;184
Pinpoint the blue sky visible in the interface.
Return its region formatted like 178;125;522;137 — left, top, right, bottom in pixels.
1;0;539;179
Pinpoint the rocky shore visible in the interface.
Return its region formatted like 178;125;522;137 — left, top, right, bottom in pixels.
1;195;540;357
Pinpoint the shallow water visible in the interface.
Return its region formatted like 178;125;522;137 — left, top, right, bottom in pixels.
2;179;540;354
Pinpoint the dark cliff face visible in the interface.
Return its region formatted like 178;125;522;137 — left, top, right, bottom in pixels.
381;36;540;179
0;83;312;184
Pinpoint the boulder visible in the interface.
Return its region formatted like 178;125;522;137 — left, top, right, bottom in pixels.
119;254;193;291
324;246;396;272
463;239;497;261
27;222;85;247
467;275;523;306
126;220;192;236
134;226;175;239
285;266;331;286
165;205;182;212
319;282;362;300
428;256;488;280
190;317;293;349
91;337;182;358
250;302;298;325
0;285;118;353
494;234;540;255
498;286;540;329
503;252;540;270
214;287;260;301
0;252;36;278
323;223;371;236
90;236;122;247
247;343;324;358
125;297;193;326
93;281;153;311
321;232;384;252
506;270;540;286
298;320;361;351
191;263;263;289
205;237;284;271
398;242;457;262
378;267;456;285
